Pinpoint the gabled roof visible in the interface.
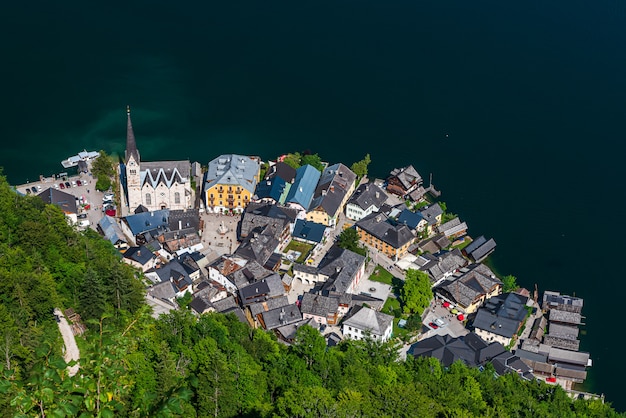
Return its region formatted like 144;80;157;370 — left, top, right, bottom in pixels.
98;215;126;245
436;264;502;309
240;202;297;239
37;188;78;214
234;225;280;266
284;164;321;209
387;165;423;190
123;245;156;266
412;334;477;367
292;219;326;243
396;209;424;230
318;245;366;295
168;209;200;232
227;259;274;289
238;274;285;305
308;163;356;217
420;248;468;283
145;259;193;291
141;160;190;188
420;203;443;225
205;154;260;194
262;304;303;330
276;318;320;341
464;236;497;262
300;293;339;317
347;182;387;211
356;212;415;249
472;309;521;339
255;162;296;202
123;209;170;236
342;305;393;337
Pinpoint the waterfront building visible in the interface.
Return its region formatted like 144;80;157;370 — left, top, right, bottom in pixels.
203;154;260;214
121;107;192;213
306;163;356;227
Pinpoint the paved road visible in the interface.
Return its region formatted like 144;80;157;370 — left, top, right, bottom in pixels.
54;308;80;376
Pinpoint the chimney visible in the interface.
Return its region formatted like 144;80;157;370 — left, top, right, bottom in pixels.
137;250;141;256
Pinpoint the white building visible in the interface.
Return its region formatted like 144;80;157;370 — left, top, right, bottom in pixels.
342;305;394;342
122;107;192;213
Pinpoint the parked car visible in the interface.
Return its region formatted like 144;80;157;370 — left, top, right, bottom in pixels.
65;182;70;188
25;188;31;194
77;213;88;219
59;183;65;189
31;186;37;193
76;180;82;186
71;181;77;187
103;193;114;201
428;322;439;329
54;183;59;189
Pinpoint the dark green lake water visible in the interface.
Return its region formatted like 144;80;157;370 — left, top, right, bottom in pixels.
2;0;626;409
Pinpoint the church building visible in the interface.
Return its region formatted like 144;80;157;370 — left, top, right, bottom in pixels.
121;107;192;213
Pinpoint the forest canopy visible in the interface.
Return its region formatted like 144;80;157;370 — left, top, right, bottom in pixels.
0;173;621;417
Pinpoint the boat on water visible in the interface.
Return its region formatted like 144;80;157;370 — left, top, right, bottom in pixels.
61;150;100;169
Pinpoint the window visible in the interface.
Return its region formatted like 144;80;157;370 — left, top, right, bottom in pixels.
174;192;180;204
130;169;136;175
145;193;151;205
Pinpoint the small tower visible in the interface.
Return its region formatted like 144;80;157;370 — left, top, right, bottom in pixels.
125;106;142;210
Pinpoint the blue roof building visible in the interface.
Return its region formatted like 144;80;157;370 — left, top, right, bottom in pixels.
285;165;321;211
292;219;326;244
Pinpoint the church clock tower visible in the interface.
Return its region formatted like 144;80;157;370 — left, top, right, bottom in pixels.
125;106;142;210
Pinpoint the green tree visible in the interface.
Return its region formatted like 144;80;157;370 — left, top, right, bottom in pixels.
502;275;518;292
282;152;302;169
400;269;433;315
350;154;371;182
79;268;107;321
301;153;325;172
337;227;366;257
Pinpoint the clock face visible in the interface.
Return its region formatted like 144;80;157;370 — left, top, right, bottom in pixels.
160;192;165;197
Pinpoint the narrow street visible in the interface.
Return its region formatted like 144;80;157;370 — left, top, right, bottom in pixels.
54;308;80;377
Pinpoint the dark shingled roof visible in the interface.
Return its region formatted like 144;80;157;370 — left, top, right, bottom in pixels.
125;106;140;164
262;304;302;330
38;188;78;214
308;163;356;218
347;182;387;211
292;219;326;243
300;293;339;317
356;212;415;249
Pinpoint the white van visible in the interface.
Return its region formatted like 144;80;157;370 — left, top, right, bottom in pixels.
78;219;91;228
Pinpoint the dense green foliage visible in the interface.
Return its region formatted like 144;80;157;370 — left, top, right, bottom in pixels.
503;274;520;293
280;152;325;172
0;173;622;417
91;151;116;192
401;269;433;316
350;154;371;182
337;227;367;257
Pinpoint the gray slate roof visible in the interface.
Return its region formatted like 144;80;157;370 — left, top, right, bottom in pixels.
238;273;285;305
472;309;521;339
347;182;387;211
342;305;393;337
436;264;502;309
318;245;366;295
234;225;280;267
262;304;303;330
141;160;190;189
123;209;170;236
205;154;260;194
420;248;468;283
300;293;339;317
420;203;443;225
38;188;78;214
98;215;126;245
356;212;415;249
308;163;356;217
240;202;297;239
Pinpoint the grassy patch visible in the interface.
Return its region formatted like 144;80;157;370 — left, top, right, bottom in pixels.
383;297;401;315
283;240;314;263
369;265;394;285
451;237;472;251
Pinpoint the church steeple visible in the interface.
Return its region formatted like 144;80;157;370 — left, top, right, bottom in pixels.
125;105;140;164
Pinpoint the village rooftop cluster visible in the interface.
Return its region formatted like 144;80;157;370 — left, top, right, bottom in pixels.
18;109;597;400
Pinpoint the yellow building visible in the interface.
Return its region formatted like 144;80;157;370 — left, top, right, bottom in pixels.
355;212;415;261
204;154;260;214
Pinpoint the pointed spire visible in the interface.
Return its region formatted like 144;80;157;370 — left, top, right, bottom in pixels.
125;106;140;164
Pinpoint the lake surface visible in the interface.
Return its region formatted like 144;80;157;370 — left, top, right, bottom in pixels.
2;0;625;409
